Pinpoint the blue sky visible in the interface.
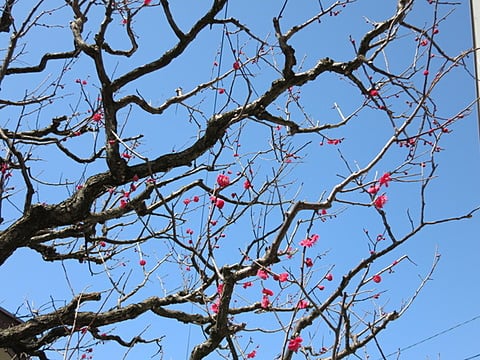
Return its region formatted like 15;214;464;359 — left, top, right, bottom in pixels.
0;1;479;359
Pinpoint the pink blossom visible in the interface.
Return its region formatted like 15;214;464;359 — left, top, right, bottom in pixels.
287;337;303;352
367;184;380;194
379;173;391;187
260;295;270;308
216;174;230;188
233;61;240;70
211;299;220;313
275;272;289;282
297;300;309;309
243;179;252;189
242;281;253;289
183;198;191;205
305;258;313;267
374;194;388;209
262;288;274;296
299;234;319;247
246;350;257;358
372;274;382;283
257;269;269;280
210;196;225;209
327;138;342;145
325;273;333;281
92;112;103;122
192;195;200;202
139;259;146;266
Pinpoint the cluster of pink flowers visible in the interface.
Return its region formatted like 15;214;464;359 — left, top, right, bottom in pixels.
288;336;303;352
217;174;230;188
367;172;392;209
299;234;319;247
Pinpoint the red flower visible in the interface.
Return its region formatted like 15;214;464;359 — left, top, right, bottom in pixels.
373;194;388;209
367;184;380;194
144;0;152;5
379;173;391;187
325;273;333;281
327;138;342;145
305;258;313;267
297;300;309;309
246;350;257;358
257;269;269;280
192;195;200;202
262;288;274;296
215;198;225;209
186;228;194;235
243;179;252;189
210;196;225;209
260;295;270;308
217;283;224;294
216;174;230;187
299;234;319;247
369;89;379;97
317;285;325;290
218;88;225;94
183;198;191;205
211;299;220;313
92;112;102;122
233;61;240;70
276;272;289;282
372;274;382;283
139;259;146;266
287;337;303;352
120;199;128;209
242;281;253;289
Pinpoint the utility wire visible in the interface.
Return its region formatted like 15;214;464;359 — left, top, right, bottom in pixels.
382;314;480;359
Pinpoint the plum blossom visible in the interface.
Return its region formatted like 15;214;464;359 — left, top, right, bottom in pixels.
262;288;274;296
260;295;270;308
257;269;269;280
273;272;289;282
379;173;392;187
297;300;309;309
299;234;319;247
287;337;303;352
216;174;230;188
374;194;388;209
210;196;225;209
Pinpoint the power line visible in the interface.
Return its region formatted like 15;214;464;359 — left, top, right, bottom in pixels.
382;314;480;359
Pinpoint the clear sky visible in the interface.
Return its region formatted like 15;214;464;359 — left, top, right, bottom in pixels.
0;1;479;359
